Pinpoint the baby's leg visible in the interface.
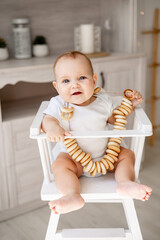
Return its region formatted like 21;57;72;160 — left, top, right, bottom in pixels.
49;152;84;214
115;147;152;201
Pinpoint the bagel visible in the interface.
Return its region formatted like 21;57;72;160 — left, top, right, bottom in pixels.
118;107;129;116
123;89;133;100
107;154;118;162
69;146;79;156
114;122;126;127
95;161;101;173
114;125;126;130
94;87;101;94
80;153;91;163
108;145;120;153
116;119;127;124
100;162;107;175
83;160;93;172
107;160;114;171
61;112;73;120
89;161;96;173
81;157;92;166
67;143;78;153
90;167;97;177
106;149;118;156
72;149;83;160
121;100;132;109
101;159;109;170
103;154;115;163
65;139;76;147
121;104;132;114
64;138;74;145
61;106;74;113
75;151;86;162
113;109;125;116
109;138;122;144
108;141;120;147
114;114;126;119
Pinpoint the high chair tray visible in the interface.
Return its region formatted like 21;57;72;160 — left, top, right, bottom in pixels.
30;101;152;139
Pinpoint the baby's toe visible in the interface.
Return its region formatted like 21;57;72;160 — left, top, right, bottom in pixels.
145;185;152;194
140;186;152;201
140;189;147;199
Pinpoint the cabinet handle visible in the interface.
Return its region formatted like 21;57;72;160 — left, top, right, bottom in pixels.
100;72;105;88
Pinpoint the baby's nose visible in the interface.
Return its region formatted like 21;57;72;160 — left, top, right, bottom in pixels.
71;80;79;87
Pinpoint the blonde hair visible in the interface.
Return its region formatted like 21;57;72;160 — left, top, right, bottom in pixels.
53;51;94;79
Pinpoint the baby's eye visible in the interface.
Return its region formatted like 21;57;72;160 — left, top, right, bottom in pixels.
63;79;69;83
79;76;86;80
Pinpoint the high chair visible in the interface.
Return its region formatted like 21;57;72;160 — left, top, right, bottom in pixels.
30;98;152;240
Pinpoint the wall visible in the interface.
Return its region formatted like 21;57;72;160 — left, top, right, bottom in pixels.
0;0;132;57
137;0;160;132
0;0;100;56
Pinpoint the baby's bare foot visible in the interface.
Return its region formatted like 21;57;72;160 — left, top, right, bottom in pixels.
48;193;85;214
116;181;152;201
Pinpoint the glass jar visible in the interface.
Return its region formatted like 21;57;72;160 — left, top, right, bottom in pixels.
12;18;31;59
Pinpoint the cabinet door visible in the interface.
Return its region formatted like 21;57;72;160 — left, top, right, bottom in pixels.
93;56;146;101
0;101;9;211
92;62;104;88
3;116;43;208
0;169;9;211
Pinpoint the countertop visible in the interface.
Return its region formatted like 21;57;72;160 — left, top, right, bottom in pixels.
0;52;145;89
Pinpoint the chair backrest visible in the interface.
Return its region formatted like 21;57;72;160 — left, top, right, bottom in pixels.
30;100;152;184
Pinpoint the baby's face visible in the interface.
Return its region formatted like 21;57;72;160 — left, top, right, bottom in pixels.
53;55;97;106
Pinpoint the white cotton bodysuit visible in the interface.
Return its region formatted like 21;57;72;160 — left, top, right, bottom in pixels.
43;89;120;175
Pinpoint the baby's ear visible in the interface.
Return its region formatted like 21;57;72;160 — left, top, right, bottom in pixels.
52;81;57;89
93;73;97;87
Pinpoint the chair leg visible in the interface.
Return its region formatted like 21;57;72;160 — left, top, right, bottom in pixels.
45;211;60;240
122;199;143;240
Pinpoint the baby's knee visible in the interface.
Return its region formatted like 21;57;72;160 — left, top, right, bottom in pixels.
52;156;79;176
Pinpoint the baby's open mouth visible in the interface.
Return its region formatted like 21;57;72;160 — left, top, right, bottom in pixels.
72;92;82;95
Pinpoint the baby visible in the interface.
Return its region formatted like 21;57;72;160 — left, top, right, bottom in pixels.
42;51;152;214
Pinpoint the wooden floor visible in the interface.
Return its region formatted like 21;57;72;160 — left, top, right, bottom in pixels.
0;135;160;240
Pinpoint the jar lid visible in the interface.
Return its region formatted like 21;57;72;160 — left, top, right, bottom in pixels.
12;18;29;24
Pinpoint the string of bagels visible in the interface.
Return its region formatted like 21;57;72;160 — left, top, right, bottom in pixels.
61;87;133;177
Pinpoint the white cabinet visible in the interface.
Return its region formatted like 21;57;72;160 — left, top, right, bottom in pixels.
92;54;146;102
0;96;46;220
3;116;43;207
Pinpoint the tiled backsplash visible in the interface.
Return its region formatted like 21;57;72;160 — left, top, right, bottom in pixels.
0;0;131;57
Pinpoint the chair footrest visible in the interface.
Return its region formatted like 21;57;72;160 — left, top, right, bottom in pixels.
61;228;128;239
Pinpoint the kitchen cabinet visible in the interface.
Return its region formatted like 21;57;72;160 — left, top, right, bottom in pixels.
93;54;146;100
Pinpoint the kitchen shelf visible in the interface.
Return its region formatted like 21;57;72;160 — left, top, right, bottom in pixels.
1;95;53;122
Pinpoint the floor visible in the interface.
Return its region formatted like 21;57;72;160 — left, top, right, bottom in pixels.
0;135;160;240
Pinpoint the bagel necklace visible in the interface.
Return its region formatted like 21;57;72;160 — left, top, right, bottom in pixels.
61;88;133;177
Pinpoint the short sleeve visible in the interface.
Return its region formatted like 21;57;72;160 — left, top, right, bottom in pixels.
43;97;61;122
107;95;121;117
98;90;121;117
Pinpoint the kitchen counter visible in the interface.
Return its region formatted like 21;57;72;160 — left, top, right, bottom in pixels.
0;52;145;89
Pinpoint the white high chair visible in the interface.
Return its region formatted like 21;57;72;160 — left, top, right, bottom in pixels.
30;98;152;240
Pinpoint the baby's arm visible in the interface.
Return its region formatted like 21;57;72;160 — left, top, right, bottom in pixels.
42;115;71;142
107;90;143;125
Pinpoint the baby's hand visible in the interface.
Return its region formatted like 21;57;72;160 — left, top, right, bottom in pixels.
127;90;143;108
47;126;71;142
